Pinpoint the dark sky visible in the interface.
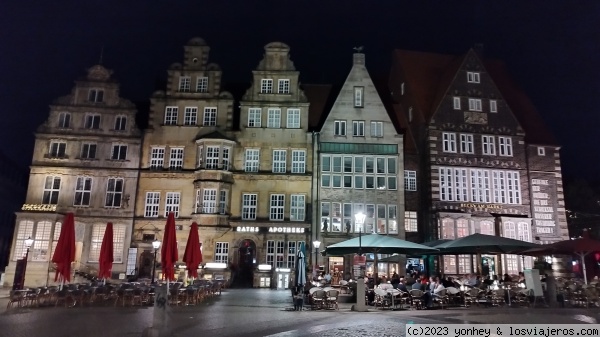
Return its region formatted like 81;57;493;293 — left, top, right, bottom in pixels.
1;1;599;181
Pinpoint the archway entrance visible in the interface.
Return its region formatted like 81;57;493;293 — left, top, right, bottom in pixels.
138;250;154;279
232;239;256;288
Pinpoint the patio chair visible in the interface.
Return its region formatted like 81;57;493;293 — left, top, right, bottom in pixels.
55;289;74;307
409;289;424;310
432;289;449;309
311;290;326;310
463;288;483;307
374;288;391;309
7;290;25;309
325;289;339;310
489;289;506;306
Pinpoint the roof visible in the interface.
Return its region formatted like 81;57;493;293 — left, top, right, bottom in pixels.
302;83;339;131
392;49;558;146
370;73;403;135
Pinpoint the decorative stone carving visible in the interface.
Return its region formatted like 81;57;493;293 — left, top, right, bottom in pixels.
464;111;488;125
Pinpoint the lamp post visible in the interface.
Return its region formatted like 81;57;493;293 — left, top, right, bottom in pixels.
354;212;366;257
312;240;321;279
151;239;161;284
22;237;34;289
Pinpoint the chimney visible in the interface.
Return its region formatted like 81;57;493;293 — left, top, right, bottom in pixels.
353;53;365;65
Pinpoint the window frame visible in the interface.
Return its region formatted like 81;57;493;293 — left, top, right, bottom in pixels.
291;150;306;174
460;134;474;154
453;97;461;110
352;121;365;137
242;194;258;220
260;79;273;94
84;114;101;130
498;136;513;157
334;120;346;136
468;98;483;111
467;72;480;83
179;76;191;92
290;194;305;221
144;192;160;217
80;143;97;159
404;170;417;191
111;144;128;160
184;107;198;126
272;150;287;173
267;108;281;128
442;132;457;153
286;108;300;128
203;107;217;126
482;135;496;155
196;76;208;93
269;194;285;221
490;99;497;113
105;177;124;208
165;106;178;125
73;176;92;206
169;147;184;170
354;87;364;107
244;149;260;172
248;108;262;127
370;121;383;138
278;79;290;94
164;192;180;218
150;147;165;169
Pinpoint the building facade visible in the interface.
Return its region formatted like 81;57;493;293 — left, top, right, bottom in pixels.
389;48;570;276
231;42;312;288
133;37;235;282
313;53;405;279
5;65;141;286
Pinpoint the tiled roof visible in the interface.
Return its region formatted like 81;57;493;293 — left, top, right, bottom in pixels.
392;49;557;146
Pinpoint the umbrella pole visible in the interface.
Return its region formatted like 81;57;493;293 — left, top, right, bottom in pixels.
580;252;589;285
103;278;106;286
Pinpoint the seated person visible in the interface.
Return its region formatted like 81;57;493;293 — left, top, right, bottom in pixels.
483;276;494;286
411;280;423;290
502;273;512;283
442;276;455;288
397;279;409;293
464;274;478;287
422;276;445;308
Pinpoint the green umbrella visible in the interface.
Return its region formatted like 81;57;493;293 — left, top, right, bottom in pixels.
324;234;438;282
431;233;539;255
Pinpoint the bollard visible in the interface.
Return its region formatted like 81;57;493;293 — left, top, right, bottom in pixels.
351;278;368;312
546;275;558;308
142;285;169;337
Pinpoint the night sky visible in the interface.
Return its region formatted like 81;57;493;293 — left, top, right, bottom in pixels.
1;1;599;181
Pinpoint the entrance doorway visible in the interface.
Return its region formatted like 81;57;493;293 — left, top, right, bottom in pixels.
482;256;495;277
232;239;256;288
138;251;154;279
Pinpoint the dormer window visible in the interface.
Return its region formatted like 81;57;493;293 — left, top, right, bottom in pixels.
85;114;101;129
467;72;480;83
88;89;104;103
261;79;273;93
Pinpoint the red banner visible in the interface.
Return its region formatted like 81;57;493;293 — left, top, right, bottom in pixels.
353;255;366;265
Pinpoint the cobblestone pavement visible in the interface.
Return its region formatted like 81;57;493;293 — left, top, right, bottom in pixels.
0;288;599;337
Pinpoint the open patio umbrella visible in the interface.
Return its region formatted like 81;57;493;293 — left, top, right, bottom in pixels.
324;234;438;282
98;222;114;283
51;212;76;288
522;231;600;284
182;222;202;279
161;212;179;283
295;242;307;289
430;233;539;255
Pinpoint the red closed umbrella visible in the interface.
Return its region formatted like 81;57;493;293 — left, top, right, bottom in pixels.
161;212;179;282
52;212;76;285
183;222;203;279
98;222;114;281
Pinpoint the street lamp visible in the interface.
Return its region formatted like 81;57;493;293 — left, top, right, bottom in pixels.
22;237;34;289
312;240;321;277
354;212;366;256
151;239;161;284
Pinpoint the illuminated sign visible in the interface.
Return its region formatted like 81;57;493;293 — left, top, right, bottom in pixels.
459;203;503;210
21;204;57;212
268;227;305;233
236;227;259;232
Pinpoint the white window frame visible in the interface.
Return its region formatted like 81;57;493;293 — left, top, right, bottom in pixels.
203;107;217;126
179;76;191;92
219;190;227;214
248;108;261;127
169;147;184;170
291;150;305;174
31;221;52;261
89;224;126;263
13;220;34;260
270;194;285;221
74;176;92;206
165;106;178;125
144;192;160;217
242;194;257;220
202;189;217;214
404;211;418;232
49;141;67;158
261;79;273;94
404;171;417;191
290;195;305;221
85;114;101;129
442;132;457;153
105;177;124;208
206;146;219;169
196;76;208;93
266;240;275;266
498;136;513;157
468;98;482;111
42;176;61;204
537;147;545;156
114;116;127;131
214;242;229;264
353;121;365;136
244;149;260;172
111;144;127;160
184;107;198;125
278;79;290;94
267;108;281;128
164;192;180;218
272;150;287;173
334;120;346;136
150;147;165;169
88;89;104;103
354;87;364;107
467;71;480;83
460;134;474;154
490;100;497;113
58;112;71;128
370;121;383;138
482;135;496;155
453;97;461;110
80;143;97;159
286;108;300;128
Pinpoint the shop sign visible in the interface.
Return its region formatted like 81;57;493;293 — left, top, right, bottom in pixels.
21;204;57;212
236;226;260;232
459;203;503;211
268;227;305;233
